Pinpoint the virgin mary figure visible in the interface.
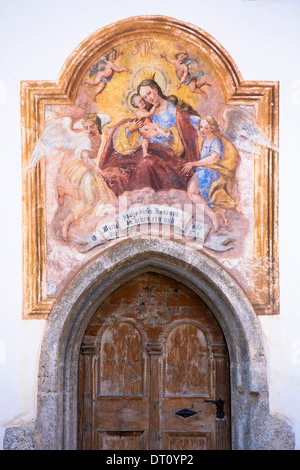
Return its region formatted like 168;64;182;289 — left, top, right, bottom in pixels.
98;74;201;195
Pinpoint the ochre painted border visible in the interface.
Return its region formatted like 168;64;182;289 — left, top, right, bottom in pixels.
21;15;279;318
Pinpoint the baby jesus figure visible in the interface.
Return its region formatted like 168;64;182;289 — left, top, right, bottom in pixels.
130;94;171;157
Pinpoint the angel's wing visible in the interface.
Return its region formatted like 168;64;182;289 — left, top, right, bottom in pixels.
185;57;207;80
99;113;112;128
185;57;199;66
26;117;79;170
27;114;112;171
222;107;278;153
185;57;199;71
88;56;107;77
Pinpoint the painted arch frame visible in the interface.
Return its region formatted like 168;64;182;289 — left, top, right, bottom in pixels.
21;15;279;318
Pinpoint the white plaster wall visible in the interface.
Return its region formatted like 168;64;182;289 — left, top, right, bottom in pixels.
0;0;299;450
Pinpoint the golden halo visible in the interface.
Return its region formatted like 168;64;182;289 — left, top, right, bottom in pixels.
125;67;169;113
132;67;168;94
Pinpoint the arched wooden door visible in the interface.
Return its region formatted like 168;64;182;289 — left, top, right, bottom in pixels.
77;273;231;450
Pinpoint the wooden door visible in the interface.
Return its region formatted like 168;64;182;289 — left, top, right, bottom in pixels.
78;273;231;450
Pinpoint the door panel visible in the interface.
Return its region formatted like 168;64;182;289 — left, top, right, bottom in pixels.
96;397;149;431
97;431;147;450
165;323;208;396
163;432;212;450
99;322;143;396
78;273;231;450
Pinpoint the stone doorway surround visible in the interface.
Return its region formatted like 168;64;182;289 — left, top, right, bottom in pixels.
4;238;295;449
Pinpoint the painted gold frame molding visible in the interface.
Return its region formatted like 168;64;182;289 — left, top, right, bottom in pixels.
21;15;279;318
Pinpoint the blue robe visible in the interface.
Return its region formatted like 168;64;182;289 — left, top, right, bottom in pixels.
196;137;223;209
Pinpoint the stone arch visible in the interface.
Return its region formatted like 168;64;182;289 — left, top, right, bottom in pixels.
4;238;295;449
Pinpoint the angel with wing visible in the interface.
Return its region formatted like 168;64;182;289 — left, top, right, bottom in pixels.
82;48;130;100
182;108;278;232
160;51;211;97
27;113;118;242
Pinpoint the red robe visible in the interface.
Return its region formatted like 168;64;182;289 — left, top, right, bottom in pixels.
99;109;199;196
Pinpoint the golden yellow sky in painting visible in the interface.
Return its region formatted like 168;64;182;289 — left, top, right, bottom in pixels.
81;36;223;127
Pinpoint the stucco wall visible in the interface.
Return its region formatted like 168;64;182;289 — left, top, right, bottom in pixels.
0;0;300;449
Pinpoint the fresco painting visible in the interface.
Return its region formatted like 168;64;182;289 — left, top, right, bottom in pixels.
23;19;278;314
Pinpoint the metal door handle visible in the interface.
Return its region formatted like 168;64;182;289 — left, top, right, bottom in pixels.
204;398;225;419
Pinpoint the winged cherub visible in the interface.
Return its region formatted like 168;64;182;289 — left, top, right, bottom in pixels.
82;48;130;100
160;51;211;97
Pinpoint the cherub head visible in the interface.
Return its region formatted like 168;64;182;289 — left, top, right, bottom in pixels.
105;48;117;62
175;51;189;63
